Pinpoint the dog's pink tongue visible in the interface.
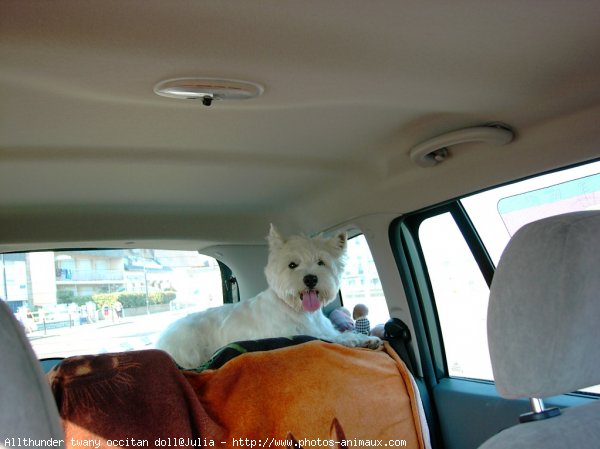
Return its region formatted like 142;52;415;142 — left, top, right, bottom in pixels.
302;290;321;312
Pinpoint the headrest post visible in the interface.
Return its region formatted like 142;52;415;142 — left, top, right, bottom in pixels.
530;397;546;414
519;397;561;424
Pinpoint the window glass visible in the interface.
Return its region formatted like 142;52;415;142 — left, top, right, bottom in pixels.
461;161;600;265
339;234;390;332
419;213;493;380
418;160;600;393
0;249;223;359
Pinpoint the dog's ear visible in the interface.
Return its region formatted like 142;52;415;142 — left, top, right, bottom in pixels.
267;223;285;249
330;232;348;252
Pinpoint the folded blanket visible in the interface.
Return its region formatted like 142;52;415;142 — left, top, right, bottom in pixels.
48;350;209;448
49;341;426;449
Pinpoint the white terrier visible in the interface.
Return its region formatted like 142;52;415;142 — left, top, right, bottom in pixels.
156;225;381;368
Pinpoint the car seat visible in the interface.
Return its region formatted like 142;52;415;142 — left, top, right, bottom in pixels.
478;211;600;448
0;299;65;447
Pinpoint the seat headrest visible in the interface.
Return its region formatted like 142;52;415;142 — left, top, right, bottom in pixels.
0;300;65;445
488;211;600;399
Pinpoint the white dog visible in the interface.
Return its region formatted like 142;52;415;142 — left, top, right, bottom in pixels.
156;225;381;368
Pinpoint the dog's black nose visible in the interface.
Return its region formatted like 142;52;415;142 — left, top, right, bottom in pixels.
303;274;318;289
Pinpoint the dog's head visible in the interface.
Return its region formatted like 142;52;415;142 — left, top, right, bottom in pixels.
265;224;347;313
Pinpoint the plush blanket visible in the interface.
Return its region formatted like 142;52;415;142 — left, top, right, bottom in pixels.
48;340;427;449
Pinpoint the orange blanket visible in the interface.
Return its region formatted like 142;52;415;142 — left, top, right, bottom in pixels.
49;341;425;449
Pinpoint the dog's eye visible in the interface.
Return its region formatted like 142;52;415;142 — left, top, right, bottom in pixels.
317;260;325;266
288;262;298;269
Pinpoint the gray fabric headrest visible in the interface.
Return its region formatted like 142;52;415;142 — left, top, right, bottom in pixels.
0;300;65;445
488;211;600;399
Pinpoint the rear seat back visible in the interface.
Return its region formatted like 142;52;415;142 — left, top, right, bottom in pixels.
0;300;65;447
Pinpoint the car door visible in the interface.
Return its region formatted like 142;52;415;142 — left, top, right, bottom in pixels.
390;160;600;449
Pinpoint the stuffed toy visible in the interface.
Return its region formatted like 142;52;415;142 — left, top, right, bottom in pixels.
329;307;355;332
353;304;371;335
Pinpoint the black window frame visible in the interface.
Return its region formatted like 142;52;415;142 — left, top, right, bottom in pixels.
389;200;496;387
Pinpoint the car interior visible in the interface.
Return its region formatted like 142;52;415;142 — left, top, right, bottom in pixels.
1;2;599;449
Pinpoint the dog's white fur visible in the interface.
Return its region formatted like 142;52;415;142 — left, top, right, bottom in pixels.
156;225;381;368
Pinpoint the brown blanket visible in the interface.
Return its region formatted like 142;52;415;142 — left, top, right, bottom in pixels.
49;341;425;449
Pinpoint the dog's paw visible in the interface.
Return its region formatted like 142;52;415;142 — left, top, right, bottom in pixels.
334;332;382;350
359;335;383;350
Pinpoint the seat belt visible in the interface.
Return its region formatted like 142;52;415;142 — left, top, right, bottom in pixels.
385;318;444;448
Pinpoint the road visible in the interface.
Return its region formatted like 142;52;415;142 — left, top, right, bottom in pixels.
28;309;193;359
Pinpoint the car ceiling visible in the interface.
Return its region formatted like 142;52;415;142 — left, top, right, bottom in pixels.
1;1;599;251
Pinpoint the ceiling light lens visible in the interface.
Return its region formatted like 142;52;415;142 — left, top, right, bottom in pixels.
153;78;264;103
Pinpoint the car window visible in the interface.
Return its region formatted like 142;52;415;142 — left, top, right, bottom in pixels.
419;213;493;380
1;249;224;359
418;160;600;394
461;161;600;265
339;234;390;332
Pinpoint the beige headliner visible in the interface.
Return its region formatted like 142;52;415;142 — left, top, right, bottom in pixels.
1;0;599;251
